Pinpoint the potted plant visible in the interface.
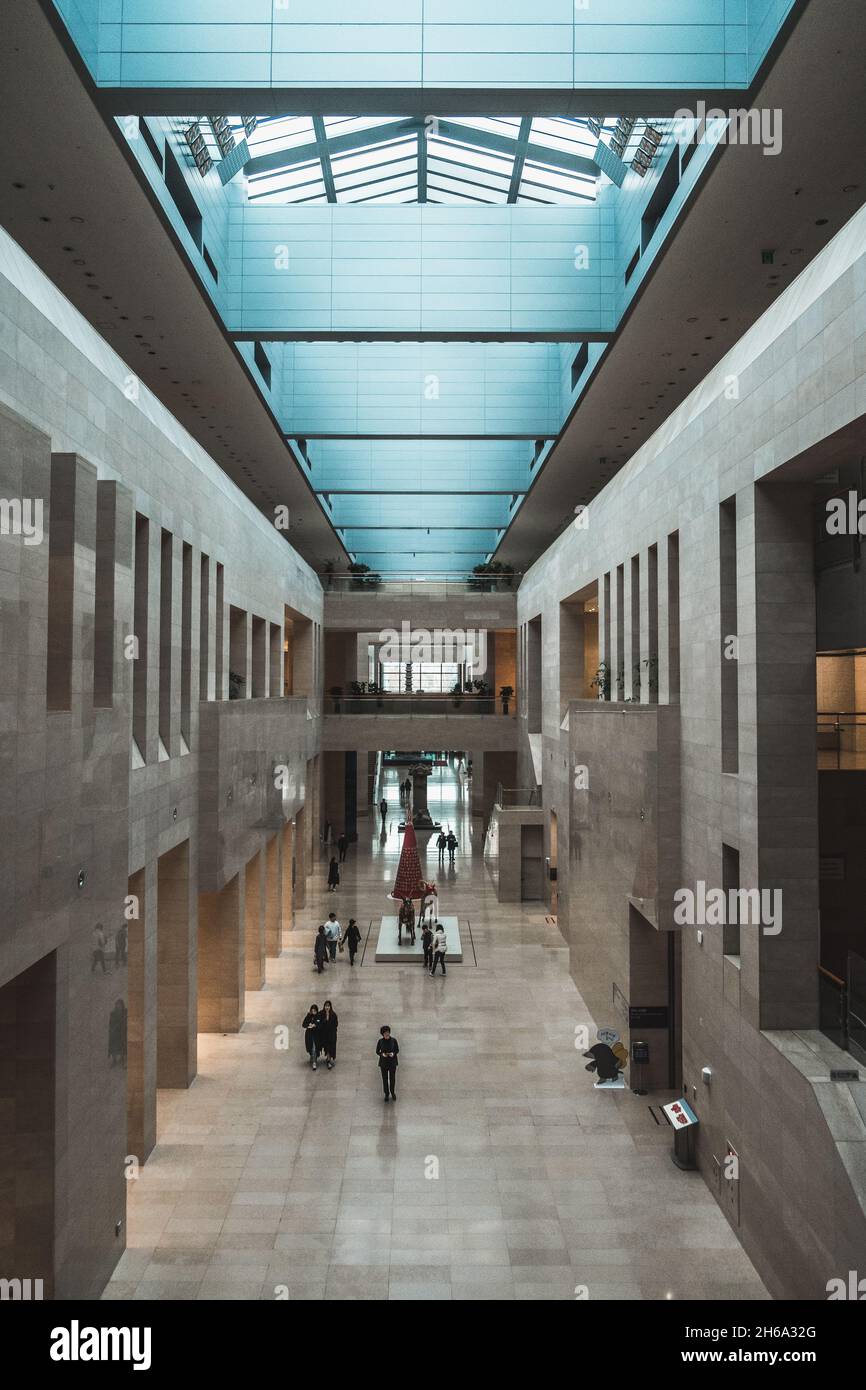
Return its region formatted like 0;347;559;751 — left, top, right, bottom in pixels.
469;560;516;591
451;679;463;709
368;680;383;709
228;670;245;700
347;561;370;591
500;684;514;714
329;685;343;713
323;559;337;588
590;662;610;700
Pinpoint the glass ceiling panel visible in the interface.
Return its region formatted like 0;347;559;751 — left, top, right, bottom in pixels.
235;112;666;206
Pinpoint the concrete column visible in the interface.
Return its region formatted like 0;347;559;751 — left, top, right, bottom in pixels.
126;864;156;1163
264;833;281;957
156;840;196;1088
0;953;57;1297
293;808;307;909
197;873;243;1032
279;821;294;939
244;851;265;991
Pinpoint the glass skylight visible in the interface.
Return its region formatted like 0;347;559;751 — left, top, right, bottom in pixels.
215;114;661;207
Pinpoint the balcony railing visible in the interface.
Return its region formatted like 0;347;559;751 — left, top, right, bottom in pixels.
818;955;866;1065
328;692;509;716
495;784;541;808
817;711;866;769
323;571;520;597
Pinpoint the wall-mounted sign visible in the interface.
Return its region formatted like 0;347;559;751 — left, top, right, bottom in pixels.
663;1097;698;1129
629;1005;668;1029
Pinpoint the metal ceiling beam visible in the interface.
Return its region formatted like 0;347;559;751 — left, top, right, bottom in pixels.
435;120;598;178
312;489;527;495
245;118;419;177
312;115;337;202
243;116;600;187
283;432;557;440
507;116;533;204
417;128;427;204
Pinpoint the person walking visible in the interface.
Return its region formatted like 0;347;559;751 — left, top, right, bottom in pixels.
379;797;388;829
325;912;341;963
430;922;448;976
436;830;447;865
421;921;434;972
446;830;458;866
327;856;340;893
91;923;108;974
318;1000;339;1070
313;925;328;974
302;1005;321;1069
337;831;348;863
376;1025;399;1101
341;917;361;966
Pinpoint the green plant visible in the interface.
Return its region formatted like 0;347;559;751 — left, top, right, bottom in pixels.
468;560;516;591
228;670;245;700
499;684;514;714
590;662;610;700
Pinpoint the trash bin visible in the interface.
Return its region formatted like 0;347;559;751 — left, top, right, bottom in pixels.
663;1097;699;1170
672;1121;698;1170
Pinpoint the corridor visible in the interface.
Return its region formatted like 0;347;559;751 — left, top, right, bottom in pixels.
104;765;766;1302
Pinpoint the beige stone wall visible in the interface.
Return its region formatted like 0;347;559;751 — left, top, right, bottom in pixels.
0;241;324;1298
516;208;866;1298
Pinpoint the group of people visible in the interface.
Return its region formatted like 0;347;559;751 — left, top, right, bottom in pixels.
313;913;362;971
91;922;127;973
422;920;449;976
436;829;459;865
302;1008;400;1100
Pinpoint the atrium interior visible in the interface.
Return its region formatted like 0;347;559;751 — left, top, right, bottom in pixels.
1;0;865;1322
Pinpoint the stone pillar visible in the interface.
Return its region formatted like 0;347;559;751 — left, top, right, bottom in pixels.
244;850;265;991
126;864;156;1163
156;840;196;1088
293;808;307;909
197;873;243;1032
279;820;294;938
265;833;281;957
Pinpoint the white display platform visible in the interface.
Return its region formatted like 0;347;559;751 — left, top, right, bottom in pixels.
375;914;463;963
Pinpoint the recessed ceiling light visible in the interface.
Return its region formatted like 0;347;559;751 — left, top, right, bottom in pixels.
39;216;51;223
842;184;859;193
12;182;25;190
815;218;828;226
70;215;84;224
686;316;698;323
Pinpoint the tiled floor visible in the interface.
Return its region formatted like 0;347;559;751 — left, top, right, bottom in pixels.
104;763;768;1301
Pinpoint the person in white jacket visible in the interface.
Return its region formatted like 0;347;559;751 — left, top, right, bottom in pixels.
429;923;448;976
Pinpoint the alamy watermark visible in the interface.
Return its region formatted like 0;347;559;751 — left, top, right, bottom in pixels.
673;101;783;157
825;492;866;536
0;497;43;545
378;622;488;677
673;880;782;935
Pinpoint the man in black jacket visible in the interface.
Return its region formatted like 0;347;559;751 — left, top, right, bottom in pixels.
376;1025;399;1101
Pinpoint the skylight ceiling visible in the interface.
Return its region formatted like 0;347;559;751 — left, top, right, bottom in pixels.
201;114;661;206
